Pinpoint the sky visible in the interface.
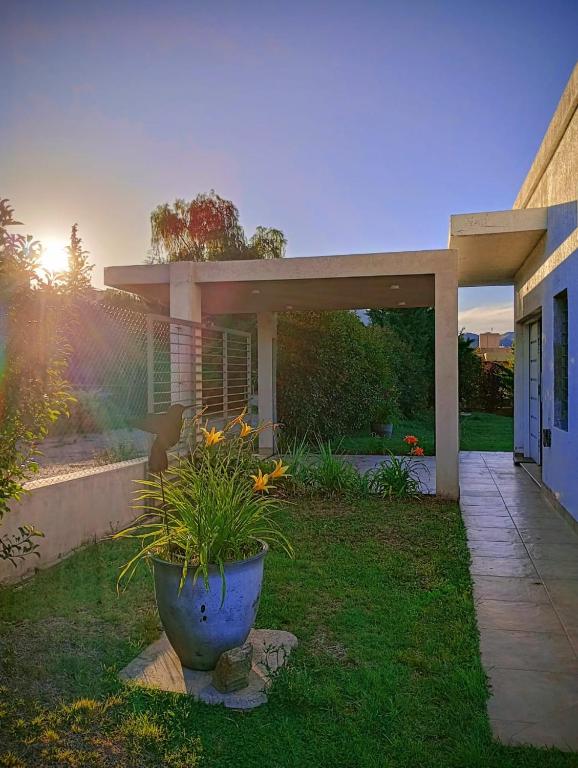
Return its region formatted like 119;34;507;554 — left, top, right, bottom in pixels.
2;1;578;334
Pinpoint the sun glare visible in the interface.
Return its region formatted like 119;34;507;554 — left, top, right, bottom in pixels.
40;239;69;274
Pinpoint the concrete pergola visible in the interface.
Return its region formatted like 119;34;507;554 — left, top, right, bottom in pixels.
105;205;548;501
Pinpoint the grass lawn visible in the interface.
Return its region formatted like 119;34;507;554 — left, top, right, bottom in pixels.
1;494;575;768
339;411;513;455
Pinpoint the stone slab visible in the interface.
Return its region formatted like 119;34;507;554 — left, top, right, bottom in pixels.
119;628;297;710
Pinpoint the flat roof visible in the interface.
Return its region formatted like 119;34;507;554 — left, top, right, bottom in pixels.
449;207;547;286
104;249;455;314
105;205;548;309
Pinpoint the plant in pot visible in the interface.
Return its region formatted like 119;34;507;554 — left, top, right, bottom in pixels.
370;391;399;439
114;411;293;671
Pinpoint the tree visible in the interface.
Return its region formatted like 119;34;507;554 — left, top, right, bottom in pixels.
458;332;482;410
0;198;73;564
149;190;286;263
276;311;397;439
62;223;93;293
367;307;435;415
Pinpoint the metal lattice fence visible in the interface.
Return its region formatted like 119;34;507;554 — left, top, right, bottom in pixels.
26;299;251;486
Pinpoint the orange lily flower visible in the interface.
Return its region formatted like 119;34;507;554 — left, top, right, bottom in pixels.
411;446;424;456
403;435;419;446
251;469;271;492
239;421;254;438
270;459;289;479
201;426;225;446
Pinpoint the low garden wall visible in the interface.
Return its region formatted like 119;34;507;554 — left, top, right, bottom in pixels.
0;458;148;585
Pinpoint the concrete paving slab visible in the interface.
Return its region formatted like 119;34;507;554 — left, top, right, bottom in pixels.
470;556;539;578
472;576;549;604
466;528;523;543
467;541;527;558
480;628;578;673
460;452;578;750
119;629;297;710
486;668;578;724
476;599;565;634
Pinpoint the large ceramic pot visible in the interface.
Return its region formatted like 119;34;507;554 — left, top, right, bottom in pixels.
371;422;393;438
152;542;268;670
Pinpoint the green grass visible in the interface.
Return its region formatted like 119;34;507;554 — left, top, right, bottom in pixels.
339;412;513;455
1;494;575;767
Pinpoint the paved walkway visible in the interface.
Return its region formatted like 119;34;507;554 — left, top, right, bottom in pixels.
461;452;578;751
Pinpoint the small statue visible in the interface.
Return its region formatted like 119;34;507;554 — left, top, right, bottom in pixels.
136;403;193;473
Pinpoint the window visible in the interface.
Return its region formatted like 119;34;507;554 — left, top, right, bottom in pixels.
554;289;568;430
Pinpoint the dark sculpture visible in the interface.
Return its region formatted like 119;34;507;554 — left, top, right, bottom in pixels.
137;403;193;473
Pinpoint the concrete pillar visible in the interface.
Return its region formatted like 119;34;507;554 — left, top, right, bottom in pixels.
435;269;459;500
257;312;276;454
169;262;202;438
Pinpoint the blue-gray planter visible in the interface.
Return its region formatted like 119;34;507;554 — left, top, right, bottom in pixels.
152;542;267;671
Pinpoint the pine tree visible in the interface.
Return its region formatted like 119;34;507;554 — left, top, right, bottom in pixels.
64;223;93;293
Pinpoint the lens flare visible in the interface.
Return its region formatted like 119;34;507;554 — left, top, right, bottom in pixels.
39;239;69;274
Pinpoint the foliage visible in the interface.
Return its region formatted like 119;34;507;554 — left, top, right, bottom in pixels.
367;307;435;416
149;190;286;263
114;413;293;594
0;199;73;563
372;394;399;424
281;438;425;498
458;331;483;409
61;223;93;293
477;361;514;412
366;453;425;498
304;441;362;494
277;311;397;439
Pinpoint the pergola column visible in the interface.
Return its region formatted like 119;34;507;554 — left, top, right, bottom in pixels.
435;269;459;499
169;262;202;418
257;311;277;455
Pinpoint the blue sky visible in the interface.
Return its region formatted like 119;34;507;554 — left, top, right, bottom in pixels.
2;0;577;332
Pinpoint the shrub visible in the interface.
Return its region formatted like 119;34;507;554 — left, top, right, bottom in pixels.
277;311;397;439
366;454;424;499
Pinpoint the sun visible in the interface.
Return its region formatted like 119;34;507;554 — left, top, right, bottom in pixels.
39;239;69;274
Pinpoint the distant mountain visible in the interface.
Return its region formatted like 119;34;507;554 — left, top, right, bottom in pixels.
500;331;514;348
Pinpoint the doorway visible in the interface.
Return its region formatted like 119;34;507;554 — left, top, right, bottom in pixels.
528;317;542;464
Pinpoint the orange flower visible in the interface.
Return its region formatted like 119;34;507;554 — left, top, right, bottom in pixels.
201;426;225;446
411;446;424;456
269;459;289;479
251;469;271;492
239;421;253;438
403;435;419;446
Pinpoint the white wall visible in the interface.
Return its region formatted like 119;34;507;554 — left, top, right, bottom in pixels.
0;458;147;585
514;205;578;522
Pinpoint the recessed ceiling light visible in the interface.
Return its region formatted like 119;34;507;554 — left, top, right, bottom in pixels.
390;284;400;290
251;289;260;295
398;301;406;306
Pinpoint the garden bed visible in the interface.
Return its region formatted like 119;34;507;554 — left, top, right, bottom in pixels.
0;494;573;767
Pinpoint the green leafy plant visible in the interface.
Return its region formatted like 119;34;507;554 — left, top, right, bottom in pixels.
0;198;74;563
277;311;399;439
372;390;399;424
366;453;425;499
308;441;361;494
114;413;293;595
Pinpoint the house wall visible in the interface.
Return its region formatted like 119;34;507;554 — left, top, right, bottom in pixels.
514;65;578;520
0;458;148;585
